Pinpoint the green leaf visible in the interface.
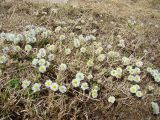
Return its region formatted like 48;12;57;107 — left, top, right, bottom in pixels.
9;79;20;90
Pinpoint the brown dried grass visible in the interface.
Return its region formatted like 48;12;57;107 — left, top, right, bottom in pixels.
0;0;160;120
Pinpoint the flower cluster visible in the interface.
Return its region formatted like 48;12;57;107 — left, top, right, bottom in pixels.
91;85;99;98
122;57;131;65
24;25;52;43
22;79;67;93
71;72;100;98
21;79;41;93
65;48;71;55
147;67;160;83
135;60;143;67
126;66;141;83
110;67;123;78
0;32;23;44
72;72;84;87
117;39;125;48
83;34;96;42
130;84;143;98
97;54;106;62
0;25;52;44
1;22;159;108
32;47;54;73
95;46;103;54
108;51;120;58
87;59;94;67
45;80;67;93
128;17;136;26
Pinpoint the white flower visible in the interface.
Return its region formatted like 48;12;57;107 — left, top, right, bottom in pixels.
47;44;56;52
129;68;135;75
80;47;86;53
122;57;130;65
119;39;125;44
81;82;89;91
59;85;67;93
39;66;47;73
76;72;84;81
116;73;122;79
107;44;112;49
0;55;8;64
46;61;51;68
151;102;160;115
128;75;134;81
38;59;46;66
97;54;106;62
22;79;31;89
146;67;152;73
65;48;71;55
87;59;94;67
155;76;160;83
95;47;103;54
50;82;59;91
45;79;52;88
2;47;10;53
32;83;41;92
78;34;85;41
108;96;116;104
130;86;137;93
13;45;21;52
70;32;75;37
117;35;122;39
134;75;141;83
136;91;143;98
133;84;140;90
90;35;96;41
148;85;154;91
134;67;141;74
37;53;42;58
93;42;102;48
111;70;117;77
25;44;32;52
126;66;132;71
118;39;125;48
87;74;93;80
85;35;92;41
93;85;99;91
80;19;85;24
91;90;98;98
73;38;80;48
59;35;66;41
108;51;119;58
59;63;67;71
48;54;55;61
116;67;122;74
136;61;143;67
55;26;61;33
38;48;46;57
72;79;80;87
41;31;48;38
151;69;159;76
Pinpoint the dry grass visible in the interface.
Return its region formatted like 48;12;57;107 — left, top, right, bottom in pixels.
0;0;160;120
